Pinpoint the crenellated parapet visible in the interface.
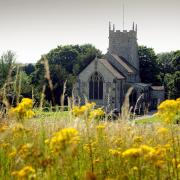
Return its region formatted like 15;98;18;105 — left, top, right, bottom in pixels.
108;21;139;71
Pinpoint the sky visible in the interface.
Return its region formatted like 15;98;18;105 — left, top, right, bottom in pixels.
0;0;180;63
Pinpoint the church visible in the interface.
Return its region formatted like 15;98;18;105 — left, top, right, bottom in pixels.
74;22;164;113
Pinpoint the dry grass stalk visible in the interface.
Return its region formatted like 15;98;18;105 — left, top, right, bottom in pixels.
17;70;22;104
39;85;46;111
42;55;55;105
2;83;10;109
120;87;133;121
132;93;144;119
31;87;34;104
71;86;76;108
60;80;67;111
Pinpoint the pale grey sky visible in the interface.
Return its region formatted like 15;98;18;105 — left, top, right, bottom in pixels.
0;0;180;63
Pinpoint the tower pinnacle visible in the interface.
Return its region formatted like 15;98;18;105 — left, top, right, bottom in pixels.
109;21;111;31
132;22;135;31
113;24;115;31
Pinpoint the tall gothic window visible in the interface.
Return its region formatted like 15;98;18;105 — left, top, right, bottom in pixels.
89;72;103;100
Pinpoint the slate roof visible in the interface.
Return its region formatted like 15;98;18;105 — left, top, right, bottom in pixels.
134;83;151;87
110;54;135;73
151;86;164;91
99;59;125;80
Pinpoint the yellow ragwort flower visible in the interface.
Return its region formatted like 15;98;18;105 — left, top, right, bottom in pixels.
46;128;79;153
122;148;141;158
11;165;36;178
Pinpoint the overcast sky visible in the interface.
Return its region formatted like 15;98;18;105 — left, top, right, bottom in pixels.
0;0;180;63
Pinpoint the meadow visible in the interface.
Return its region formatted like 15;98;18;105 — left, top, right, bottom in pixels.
0;98;180;180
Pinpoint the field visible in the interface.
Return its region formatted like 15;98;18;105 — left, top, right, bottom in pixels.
0;99;180;180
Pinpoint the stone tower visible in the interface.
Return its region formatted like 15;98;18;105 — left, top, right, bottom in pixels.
108;22;139;70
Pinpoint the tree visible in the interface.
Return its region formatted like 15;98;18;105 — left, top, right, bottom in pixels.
0;50;16;87
157;50;180;98
23;63;35;75
172;50;180;71
32;44;102;105
157;52;174;85
164;71;180;99
138;46;160;84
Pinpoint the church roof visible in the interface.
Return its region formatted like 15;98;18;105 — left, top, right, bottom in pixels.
151;86;164;91
99;59;125;80
134;83;151;87
110;54;136;73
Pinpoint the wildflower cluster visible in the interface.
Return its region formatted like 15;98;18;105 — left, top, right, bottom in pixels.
10;98;35;121
45;128;79;153
157;98;180;123
11;166;36;179
72;102;105;121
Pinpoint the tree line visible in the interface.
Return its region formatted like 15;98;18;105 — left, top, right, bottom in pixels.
0;45;179;106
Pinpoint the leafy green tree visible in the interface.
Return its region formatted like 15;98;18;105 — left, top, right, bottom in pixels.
164;71;180;99
23;63;35;75
32;44;102;105
157;50;180;98
174;71;180;98
20;71;32;97
138;46;160;84
172;50;180;71
0;50;16;87
157;52;174;85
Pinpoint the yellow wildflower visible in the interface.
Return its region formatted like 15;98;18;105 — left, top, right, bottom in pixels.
109;149;121;156
10;98;35;120
47;128;79;153
89;108;105;120
18;143;32;158
133;136;143;144
157;99;180;124
155;160;165;169
0;124;9;133
157;127;169;135
8;150;17;158
140;145;155;154
0;143;10;149
132;166;138;171
93;158;100;164
122;148;141;158
96;124;106;130
172;158;179;167
11;165;36;178
12;123;26;133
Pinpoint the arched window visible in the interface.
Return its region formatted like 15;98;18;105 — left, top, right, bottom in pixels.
89;72;103;100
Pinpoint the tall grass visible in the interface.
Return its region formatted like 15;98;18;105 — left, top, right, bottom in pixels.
0;111;179;179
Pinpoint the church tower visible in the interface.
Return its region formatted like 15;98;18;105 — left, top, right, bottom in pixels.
108;22;139;70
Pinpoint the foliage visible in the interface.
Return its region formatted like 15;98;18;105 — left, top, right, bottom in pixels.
0;50;16;88
138;46;160;84
31;44;102;105
138;47;180;98
17;71;32;98
157;50;180;98
22;63;35;76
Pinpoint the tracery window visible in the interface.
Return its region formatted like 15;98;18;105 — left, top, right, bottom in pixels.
89;72;103;100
